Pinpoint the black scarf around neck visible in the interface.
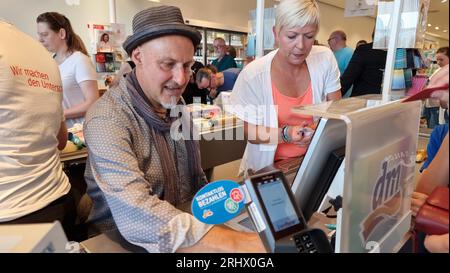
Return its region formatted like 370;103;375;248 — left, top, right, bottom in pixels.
126;70;205;205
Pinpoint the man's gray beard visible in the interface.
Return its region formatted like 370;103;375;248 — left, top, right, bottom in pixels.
161;96;178;110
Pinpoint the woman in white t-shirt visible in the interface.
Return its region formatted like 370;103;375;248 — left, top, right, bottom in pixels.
37;12;99;128
231;0;341;174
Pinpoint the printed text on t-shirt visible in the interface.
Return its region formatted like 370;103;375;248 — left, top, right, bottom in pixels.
10;65;62;93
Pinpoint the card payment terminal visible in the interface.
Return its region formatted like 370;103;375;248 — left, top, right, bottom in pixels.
244;170;333;253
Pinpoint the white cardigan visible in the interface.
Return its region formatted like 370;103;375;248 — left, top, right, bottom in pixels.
230;46;341;175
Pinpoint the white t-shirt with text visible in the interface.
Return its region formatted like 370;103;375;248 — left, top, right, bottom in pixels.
0;21;70;221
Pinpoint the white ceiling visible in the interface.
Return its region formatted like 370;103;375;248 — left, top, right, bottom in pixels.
316;0;449;40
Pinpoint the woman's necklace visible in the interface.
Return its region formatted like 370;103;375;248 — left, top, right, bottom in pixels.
56;51;72;64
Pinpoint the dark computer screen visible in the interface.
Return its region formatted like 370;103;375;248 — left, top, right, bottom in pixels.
291;118;347;221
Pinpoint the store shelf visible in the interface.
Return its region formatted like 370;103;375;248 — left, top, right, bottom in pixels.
207;43;244;47
189;25;247;66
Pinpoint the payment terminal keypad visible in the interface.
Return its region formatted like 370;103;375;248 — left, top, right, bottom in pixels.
293;231;318;253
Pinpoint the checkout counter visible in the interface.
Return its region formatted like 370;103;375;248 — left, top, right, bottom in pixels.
78;95;424;253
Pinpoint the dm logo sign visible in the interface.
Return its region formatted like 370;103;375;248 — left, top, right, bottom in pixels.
192;180;245;225
360;151;415;245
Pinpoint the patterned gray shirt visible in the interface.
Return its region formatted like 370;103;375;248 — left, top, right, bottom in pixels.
84;79;212;253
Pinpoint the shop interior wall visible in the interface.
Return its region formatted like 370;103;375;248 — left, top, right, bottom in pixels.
316;2;448;48
0;0;257;54
422;34;449;48
1;0;447;55
0;0;109;56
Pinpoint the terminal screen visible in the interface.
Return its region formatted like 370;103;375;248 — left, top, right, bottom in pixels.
257;178;300;232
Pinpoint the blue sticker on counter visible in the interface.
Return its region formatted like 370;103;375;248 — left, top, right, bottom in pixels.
191;180;245;225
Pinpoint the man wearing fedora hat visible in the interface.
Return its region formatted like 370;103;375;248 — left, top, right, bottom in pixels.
83;5;264;253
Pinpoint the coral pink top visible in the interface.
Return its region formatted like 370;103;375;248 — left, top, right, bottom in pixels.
272;81;314;161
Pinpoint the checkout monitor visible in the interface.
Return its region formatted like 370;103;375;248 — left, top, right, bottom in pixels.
290;118;346;221
226;118;347;232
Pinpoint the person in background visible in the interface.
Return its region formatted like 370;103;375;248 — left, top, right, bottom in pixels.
411;65;449;253
339;37;364;98
227;45;237;59
340;31;387;97
182;61;210;104
424;46;449;128
196;66;241;99
37;12;99;128
215;67;241;94
356;39;367;48
0;20;76;239
83;5;264;253
231;0;341;175
419;123;448;172
420;59;450;170
194;67;215;101
211;37;237;72
328;30;353;76
436;46;449;68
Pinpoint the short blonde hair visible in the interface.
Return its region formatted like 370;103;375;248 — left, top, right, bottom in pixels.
275;0;320;33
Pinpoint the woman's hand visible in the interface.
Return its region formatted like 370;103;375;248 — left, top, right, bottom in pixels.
411;191;428;217
288;122;315;147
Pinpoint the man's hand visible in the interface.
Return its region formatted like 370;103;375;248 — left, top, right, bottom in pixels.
177;226;266;253
209;88;218;99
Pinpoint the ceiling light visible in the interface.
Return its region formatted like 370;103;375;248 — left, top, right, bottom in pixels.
428;23;432;27
441;0;447;3
443;30;448;33
435;26;440;30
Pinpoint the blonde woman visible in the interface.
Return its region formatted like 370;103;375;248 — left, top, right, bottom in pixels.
231;0;341;174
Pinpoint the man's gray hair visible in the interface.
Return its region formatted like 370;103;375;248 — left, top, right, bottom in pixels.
275;0;320;33
213;37;226;44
